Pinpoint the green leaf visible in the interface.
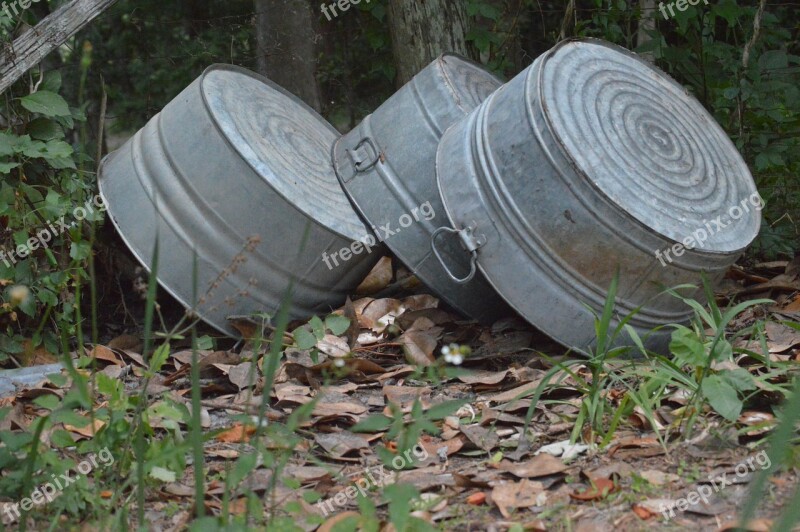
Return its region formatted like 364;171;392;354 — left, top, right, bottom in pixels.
227;452;258;487
196;335;214;350
759;50;788;71
33;394;60;410
0;132;15;157
670;326;707;366
50;429;76;448
325;314;351;336
51;409;91;427
424;399;468;421
721;368;757;393
28;118;64;141
293;327;317;350
350;414;393;433
0;161;19;175
41;71;62;93
149;466;176;483
70;241;92;260
47;373;68;387
20;91;71;118
701;374;742;421
309;315;325;340
149;343;170;373
384;483;420;532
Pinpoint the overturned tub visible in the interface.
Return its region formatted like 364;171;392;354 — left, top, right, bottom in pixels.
436;39;761;353
332;54;510;323
100;65;381;336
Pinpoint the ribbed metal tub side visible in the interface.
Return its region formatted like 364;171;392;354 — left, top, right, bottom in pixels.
100;65;381;336
332;54;510;323
436;40;761;354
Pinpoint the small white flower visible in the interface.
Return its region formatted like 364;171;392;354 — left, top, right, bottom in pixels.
451;354;464;366
449;343;459;352
8;285;29;306
444;353;454;363
441;345;451;356
334;358;346;368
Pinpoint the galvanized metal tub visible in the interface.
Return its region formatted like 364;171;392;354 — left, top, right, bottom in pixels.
436;39;761;353
99;64;382;336
332;54;510;323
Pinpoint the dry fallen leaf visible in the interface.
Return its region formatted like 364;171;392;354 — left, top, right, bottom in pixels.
64;418;105;439
570;477;618;501
356;256;393;295
491;479;545;518
318;511;361;532
88;345;124;366
466;492;486;505
494;454;567;478
717;519;773;532
107;334;143;352
314;431;369;458
639;469;679;486
216;424;256;443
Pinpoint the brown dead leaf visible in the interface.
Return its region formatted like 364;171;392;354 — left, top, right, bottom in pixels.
318;334;350;358
314;431;369;458
17;339;57;366
358;298;404;333
632;503;656;520
466;492;486;505
399;329;438;366
494;454;567;478
570;478;618;501
384;385;431;410
401;294;439;312
64;418;105;439
766;321;800;353
228;362;259;390
457;370;509;386
216;424;256;443
318;511;361;532
717;519;773;531
397;308;456;329
738;411;774;436
107;334;142;352
88;345;123;366
639;469;679;486
491;479;545;518
460;424;499;452
356;256;393;295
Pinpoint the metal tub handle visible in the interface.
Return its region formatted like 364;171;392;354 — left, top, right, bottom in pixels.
431;222;486;284
347;137;381;173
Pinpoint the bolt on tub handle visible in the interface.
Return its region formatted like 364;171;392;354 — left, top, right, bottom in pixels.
430;222;486;285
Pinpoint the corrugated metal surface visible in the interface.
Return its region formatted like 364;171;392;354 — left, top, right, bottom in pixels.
332;54;509;323
436;39;761;353
100;65;381;336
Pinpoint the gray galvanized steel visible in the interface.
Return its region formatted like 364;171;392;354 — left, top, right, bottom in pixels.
332;54;510;323
436;39;761;353
99;64;381;336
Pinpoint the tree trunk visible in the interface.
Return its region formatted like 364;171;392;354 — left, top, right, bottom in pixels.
254;0;322;112
387;0;471;86
637;0;657;62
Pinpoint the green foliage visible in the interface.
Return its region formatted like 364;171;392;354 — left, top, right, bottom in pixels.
0;67;99;364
